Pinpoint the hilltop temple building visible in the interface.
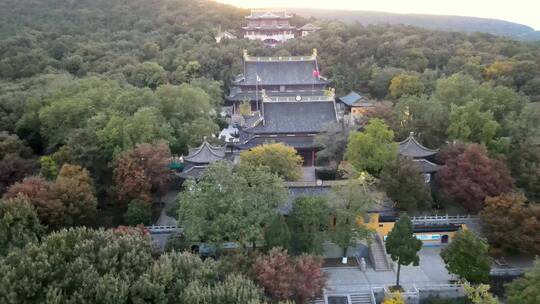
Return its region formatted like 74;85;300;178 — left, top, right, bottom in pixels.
243;9;296;46
242;9;320;46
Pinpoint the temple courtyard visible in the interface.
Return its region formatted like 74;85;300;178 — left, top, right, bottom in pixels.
324;247;453;294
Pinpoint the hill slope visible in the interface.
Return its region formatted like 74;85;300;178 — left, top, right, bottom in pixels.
290;8;540;41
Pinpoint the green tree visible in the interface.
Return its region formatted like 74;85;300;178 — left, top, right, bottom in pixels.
288;196;329;255
507;103;540;200
447;100;500;146
385;215;422;287
0;195;42;256
131;251;264;304
314;122;351;167
392;95;449;148
380;157;433;211
125;200;152;226
346;118;398;175
440;230;491;283
0;227;153;304
506;260;540;304
178;162;287;249
264;214;291;252
125;62;168;89
327;178;376;261
369;66;404;99
389;74;425;99
433;73;478;107
38;156;58;180
464;282;499;304
240;143;303;181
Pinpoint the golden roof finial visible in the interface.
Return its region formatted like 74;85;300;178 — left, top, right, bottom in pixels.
312;48;318;58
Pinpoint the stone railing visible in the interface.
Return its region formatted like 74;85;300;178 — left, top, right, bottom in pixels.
410;214;477;224
146;224;182;234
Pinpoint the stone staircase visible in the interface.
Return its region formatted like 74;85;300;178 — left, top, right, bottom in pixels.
350;293;373;304
369;234;392;272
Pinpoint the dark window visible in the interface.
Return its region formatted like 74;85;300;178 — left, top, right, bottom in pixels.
441;235;449;244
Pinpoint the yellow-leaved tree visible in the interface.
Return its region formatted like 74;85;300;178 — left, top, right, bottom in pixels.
240;143;303;181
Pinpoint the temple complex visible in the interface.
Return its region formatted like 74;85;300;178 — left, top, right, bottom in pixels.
222;49;338;167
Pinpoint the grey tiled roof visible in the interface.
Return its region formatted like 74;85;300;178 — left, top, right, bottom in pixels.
338;91;373;107
179;165;208;180
245;101;337;134
184;140;226;164
398;133;438;158
236;134;316;150
413;159;440;173
247;10;291;19
240;60;327;86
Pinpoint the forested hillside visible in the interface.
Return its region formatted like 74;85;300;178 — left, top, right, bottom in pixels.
1;0;539;207
290;8;540;41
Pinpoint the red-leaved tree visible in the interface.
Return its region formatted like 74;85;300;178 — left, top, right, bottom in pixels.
436;143;513;212
131;142;171;196
113;142;171;205
253;247;327;304
3;164;97;229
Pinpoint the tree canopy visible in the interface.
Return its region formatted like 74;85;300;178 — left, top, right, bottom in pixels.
436;143;513;212
385;215;422;287
506;260;540;304
178;162;287;248
440;230;491;283
480;193;540;254
239;143;303;181
0;195;42;256
346;118;398;175
380;157;433;211
327;178;376;258
0;227;264;304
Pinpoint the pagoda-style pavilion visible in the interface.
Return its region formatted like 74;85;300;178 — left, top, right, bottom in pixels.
243;9;296;46
227;49;329;113
179;138;226;180
398;132;440;182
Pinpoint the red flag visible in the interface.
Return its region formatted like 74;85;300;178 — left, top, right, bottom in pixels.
312;70;320;78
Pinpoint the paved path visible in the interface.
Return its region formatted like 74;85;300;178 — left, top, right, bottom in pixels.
324;247;453;294
155;190;179;226
302;167;316;182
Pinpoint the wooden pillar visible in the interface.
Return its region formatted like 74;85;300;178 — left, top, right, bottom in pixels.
311;149;315;167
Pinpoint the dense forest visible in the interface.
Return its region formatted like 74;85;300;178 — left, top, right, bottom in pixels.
0;0;539;205
1;1;539;302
